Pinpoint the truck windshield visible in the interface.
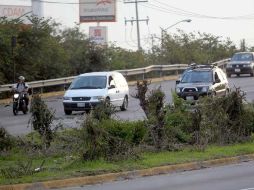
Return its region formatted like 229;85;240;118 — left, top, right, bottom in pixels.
181;71;213;83
231;53;253;61
70;76;107;89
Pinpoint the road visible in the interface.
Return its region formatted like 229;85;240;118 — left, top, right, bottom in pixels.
1;76;254;135
57;161;254;190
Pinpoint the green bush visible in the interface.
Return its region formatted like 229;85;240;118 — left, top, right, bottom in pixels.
165;110;193;144
91;100;116;121
29;94;56;149
194;88;254;145
81;116;146;161
0;127;14;152
100;120;147;145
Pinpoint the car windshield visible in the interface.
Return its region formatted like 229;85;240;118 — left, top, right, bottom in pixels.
181;70;213;83
70;76;107;89
231;53;253;61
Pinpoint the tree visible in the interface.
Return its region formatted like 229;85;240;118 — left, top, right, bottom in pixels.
240;39;246;52
15;16;68;81
150;30;237;65
61;26;110;75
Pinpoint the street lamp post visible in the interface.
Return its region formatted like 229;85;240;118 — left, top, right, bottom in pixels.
160;19;192;47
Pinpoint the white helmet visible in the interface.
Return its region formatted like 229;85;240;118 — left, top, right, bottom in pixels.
18;76;25;81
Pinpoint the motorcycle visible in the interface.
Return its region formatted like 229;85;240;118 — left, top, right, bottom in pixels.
13;92;28;115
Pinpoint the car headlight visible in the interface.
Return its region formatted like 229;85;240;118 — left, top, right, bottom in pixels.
226;64;233;68
93;96;105;101
201;87;209;93
176;88;181;93
63;96;71;100
243;64;251;68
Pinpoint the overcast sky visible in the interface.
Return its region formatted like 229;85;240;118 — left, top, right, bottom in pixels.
2;0;254;50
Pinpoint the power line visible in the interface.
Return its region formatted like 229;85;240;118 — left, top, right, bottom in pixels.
143;1;254;20
23;0;254;20
124;0;149;51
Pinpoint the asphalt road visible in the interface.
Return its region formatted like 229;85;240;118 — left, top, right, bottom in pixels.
1;76;254;136
57;161;254;190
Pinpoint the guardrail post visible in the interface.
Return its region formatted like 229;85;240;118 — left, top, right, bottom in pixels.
160;66;163;78
175;68;179;76
143;69;145;80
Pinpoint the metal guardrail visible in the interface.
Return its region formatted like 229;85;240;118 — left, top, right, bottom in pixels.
0;59;230;93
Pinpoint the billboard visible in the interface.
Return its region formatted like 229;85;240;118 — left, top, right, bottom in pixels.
79;0;116;22
89;26;108;45
0;5;32;20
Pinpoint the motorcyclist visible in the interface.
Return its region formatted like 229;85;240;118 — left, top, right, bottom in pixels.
12;76;29;106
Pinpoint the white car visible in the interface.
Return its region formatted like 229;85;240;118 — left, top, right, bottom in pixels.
63;71;129;115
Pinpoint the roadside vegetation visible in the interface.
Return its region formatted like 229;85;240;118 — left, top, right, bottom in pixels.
1;81;254;185
1;16;253;88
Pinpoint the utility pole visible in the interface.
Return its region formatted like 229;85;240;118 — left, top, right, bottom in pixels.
124;0;149;51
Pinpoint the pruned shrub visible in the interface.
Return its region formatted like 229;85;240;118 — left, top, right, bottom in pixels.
163;93;194;150
81;115;146;161
91;100;116;121
134;80;168;150
0;127;14;152
194;88;254;146
29;94;56;149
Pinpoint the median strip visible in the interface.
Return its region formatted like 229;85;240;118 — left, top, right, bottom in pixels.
1;154;254;190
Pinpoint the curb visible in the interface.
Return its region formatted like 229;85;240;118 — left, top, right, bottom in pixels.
1;154;254;190
0;76;178;106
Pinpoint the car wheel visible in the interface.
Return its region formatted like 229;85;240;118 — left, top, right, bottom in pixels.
211;91;216;98
105;97;110;106
120;96;128;111
224;89;230;96
64;109;72;115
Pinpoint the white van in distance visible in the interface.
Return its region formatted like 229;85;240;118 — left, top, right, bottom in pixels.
63;71;129;115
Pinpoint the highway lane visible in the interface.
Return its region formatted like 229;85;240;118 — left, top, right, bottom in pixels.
1;76;254;136
57;161;254;190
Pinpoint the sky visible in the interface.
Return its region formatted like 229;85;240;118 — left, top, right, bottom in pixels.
1;0;254;50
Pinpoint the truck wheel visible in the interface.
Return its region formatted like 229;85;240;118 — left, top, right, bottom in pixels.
64;110;72;115
120;96;128;111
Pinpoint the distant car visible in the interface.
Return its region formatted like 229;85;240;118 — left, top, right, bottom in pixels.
226;52;254;77
63;71;129;115
175;64;229;101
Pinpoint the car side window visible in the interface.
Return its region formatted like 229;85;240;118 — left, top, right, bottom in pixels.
109;76;116;87
214;72;220;82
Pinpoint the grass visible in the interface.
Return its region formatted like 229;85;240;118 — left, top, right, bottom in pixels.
1;141;254;185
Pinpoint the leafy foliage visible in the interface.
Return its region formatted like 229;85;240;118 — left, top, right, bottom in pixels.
29;94;56;149
195;88;254;146
0;16;250;87
135;80;167;149
0;127;13;151
91;100;116;121
81;116;145;161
